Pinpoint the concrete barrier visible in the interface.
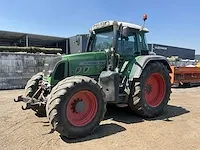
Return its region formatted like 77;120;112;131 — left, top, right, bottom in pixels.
0;52;57;90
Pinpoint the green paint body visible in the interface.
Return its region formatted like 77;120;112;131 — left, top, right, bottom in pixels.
45;51;138;86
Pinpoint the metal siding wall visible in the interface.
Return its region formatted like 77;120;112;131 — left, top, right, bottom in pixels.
68;35;89;54
69;36;82;54
149;44;195;59
81;35;89;52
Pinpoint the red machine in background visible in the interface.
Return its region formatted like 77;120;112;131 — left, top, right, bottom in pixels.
168;57;200;86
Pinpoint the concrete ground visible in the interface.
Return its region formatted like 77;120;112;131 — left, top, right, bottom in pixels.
0;86;200;150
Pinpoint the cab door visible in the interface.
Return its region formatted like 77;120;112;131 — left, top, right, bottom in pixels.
117;33;138;77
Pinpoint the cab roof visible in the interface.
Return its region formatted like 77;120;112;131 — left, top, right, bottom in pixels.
91;20;149;32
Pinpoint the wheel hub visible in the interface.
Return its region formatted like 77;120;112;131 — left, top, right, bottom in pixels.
71;98;85;113
144;73;166;107
145;83;152;94
66;90;98;127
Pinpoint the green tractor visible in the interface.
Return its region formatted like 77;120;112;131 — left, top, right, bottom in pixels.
14;15;171;138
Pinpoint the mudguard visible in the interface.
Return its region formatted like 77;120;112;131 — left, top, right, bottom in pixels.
129;55;172;80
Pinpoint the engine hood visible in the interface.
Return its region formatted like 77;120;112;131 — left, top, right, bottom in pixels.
62;51;107;76
44;51;107;86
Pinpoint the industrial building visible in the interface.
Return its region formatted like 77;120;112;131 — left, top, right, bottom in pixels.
0;30;196;59
148;43;195;60
0;30;88;54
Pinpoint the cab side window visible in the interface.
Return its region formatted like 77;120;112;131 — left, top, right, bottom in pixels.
139;33;148;50
118;33;137;55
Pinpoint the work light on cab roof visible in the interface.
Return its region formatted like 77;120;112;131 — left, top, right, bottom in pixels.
91;14;149;32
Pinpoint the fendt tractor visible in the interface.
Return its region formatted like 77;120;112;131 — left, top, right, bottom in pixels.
14;15;172;139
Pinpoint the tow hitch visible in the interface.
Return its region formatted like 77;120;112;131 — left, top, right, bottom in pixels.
14;95;46;111
14;83;49;114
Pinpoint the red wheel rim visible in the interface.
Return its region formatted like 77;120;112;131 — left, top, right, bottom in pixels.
144;73;166;107
66;90;98;127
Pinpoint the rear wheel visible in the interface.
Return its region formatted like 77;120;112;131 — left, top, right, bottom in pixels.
46;76;107;138
128;62;171;117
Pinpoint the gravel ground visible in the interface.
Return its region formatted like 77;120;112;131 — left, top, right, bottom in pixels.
0;86;200;150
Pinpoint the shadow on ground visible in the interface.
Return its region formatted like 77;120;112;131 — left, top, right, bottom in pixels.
61;123;126;143
105;104;190;123
172;83;200;89
61;104;189;143
147;105;190;121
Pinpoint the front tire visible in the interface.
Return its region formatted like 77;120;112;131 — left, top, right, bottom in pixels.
24;72;45;115
46;76;107;138
128;62;171;117
24;72;43;97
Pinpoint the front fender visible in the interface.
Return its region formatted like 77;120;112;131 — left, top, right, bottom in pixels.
129;55;172;80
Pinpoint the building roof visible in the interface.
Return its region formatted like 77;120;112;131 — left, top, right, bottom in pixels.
0;30;67;47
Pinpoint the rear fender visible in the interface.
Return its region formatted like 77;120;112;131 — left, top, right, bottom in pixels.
129;55;172;81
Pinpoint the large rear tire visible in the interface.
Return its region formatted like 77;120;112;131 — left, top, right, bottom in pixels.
46;76;107;138
128;62;171;117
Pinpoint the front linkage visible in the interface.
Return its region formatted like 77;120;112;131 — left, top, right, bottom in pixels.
14;80;50;115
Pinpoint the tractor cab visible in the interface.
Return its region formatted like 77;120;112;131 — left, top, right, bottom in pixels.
85;15;150;73
86;18;149;59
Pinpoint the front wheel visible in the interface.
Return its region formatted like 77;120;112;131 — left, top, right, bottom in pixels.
128;62;171;117
24;72;46;115
46;76;107;138
24;72;43;97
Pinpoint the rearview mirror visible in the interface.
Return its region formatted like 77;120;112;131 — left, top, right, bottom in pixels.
121;27;129;38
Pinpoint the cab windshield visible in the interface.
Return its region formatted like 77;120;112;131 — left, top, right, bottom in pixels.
92;29;113;51
89;27;149;54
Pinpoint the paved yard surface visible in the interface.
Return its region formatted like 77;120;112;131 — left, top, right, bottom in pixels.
0;86;200;150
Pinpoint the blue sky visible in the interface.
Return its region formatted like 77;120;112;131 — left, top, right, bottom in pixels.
0;0;200;53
